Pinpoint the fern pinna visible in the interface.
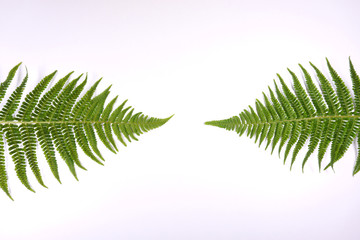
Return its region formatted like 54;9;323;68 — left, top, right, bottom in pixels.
205;58;360;175
0;63;172;200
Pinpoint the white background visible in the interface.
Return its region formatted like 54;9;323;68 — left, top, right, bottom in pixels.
0;0;360;239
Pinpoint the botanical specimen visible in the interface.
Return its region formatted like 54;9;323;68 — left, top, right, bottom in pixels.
206;58;360;175
0;63;172;199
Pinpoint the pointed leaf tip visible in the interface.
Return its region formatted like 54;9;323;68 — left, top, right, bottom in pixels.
204;120;218;126
167;114;175;120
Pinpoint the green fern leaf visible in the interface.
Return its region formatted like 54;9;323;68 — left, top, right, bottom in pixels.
205;58;360;175
0;64;172;199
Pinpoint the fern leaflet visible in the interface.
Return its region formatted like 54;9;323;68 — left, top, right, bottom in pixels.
205;58;360;175
0;64;172;200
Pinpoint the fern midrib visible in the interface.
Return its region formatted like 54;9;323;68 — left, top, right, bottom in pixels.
234;114;360;127
0;120;153;125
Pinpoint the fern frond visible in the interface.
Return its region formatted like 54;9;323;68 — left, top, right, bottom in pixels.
205;58;360;175
0;64;172;199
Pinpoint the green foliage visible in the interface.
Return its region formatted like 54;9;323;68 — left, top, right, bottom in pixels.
0;64;172;200
205;58;360;175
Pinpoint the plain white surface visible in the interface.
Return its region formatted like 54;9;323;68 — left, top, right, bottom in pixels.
0;0;360;239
